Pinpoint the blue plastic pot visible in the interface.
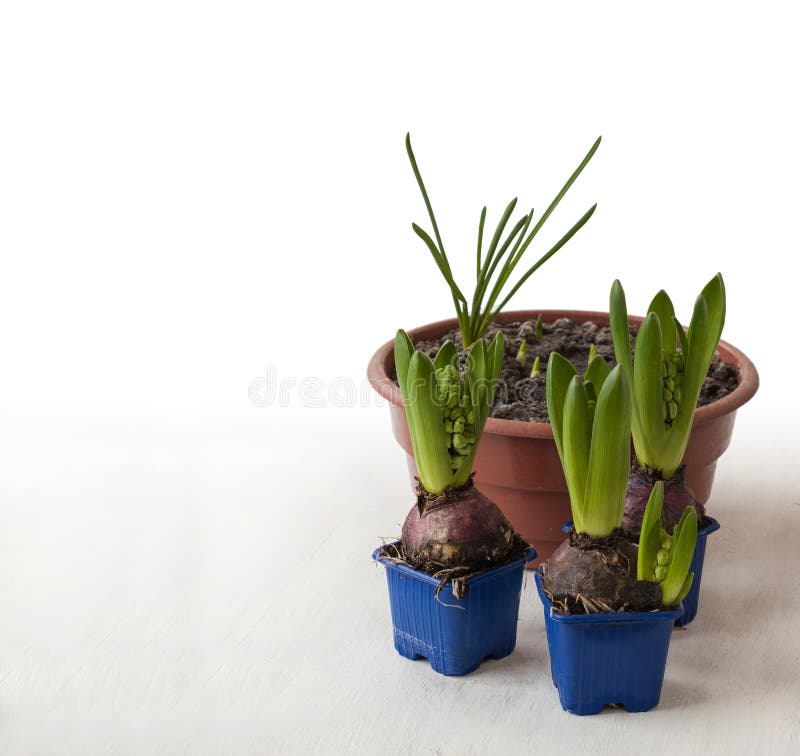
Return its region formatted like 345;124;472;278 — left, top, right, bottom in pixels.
535;572;681;715
676;516;719;626
373;544;536;675
561;517;721;627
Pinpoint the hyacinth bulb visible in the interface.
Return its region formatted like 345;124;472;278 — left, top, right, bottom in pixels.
623;466;702;535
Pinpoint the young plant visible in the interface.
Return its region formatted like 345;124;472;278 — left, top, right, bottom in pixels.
637;482;697;607
406;134;600;347
546;354;631;537
610;274;726;531
543;353;664;612
394;330;521;570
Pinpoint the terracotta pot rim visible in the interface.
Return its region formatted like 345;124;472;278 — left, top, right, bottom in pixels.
366;308;760;439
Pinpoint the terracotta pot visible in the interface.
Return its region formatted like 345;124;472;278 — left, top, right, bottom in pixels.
367;310;759;565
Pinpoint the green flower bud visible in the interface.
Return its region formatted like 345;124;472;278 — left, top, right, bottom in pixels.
656;549;669;566
654;565;667;582
453;418;465;433
663;388;673;402
668;400;678;419
444;420;454;433
660;534;672;550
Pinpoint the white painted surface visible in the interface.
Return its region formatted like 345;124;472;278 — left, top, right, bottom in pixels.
0;405;797;755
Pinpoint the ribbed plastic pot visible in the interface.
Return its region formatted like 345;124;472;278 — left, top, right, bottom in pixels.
373;544;536;675
367;310;758;565
676;517;720;627
535;572;681;715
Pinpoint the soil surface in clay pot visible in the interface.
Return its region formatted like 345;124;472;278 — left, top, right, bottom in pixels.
409;318;739;423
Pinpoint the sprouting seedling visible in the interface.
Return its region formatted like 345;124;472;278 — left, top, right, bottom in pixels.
637;482;697;606
530;355;541;378
406;134;600;348
546;353;631;537
516;340;527;366
395;329;505;493
588;343;597;363
610;275;726;478
534;313;544;342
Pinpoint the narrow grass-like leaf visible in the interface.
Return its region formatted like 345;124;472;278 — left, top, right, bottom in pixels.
510;136;602;262
562;376;592;532
406;134;448;261
637;481;664;580
487;203;597;321
476;207;487;279
546;352;579;461
412;223;467;304
582;365;631;537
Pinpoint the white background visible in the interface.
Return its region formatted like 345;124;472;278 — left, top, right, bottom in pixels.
0;2;798;754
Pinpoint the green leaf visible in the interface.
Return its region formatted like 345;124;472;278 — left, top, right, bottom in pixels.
394;329;414;398
673;572;694;605
661;506;698;606
648;290;677;353
562;375;592;533
476;206;487;279
405;351;454;494
699;273;726;371
486;331;505;386
637;481;664;580
546;352;579;461
609;279;633;377
584;354;611;395
412;223;467;304
674;316;689;357
488;203;597;319
433;340;458;371
632;313;666;469
582;365;631;537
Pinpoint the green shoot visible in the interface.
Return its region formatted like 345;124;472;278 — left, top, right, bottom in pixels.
534;313;544;341
588;343;597;363
516;340;527;366
395;329;505;494
610;275;726;478
530;355;541;378
546;355;632;537
636;482;698;606
406;133;600;347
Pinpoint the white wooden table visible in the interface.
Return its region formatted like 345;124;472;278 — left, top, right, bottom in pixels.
0;406;796;755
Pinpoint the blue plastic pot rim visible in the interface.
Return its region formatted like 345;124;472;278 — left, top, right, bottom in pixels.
535;571;682;624
699;516;720;536
562;517;721;537
373;543;536;587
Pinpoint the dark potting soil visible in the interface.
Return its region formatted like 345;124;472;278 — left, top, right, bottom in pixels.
412;317;739;423
541;527;664;614
378;533;530;599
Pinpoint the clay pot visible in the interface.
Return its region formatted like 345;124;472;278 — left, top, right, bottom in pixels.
367;310;759;564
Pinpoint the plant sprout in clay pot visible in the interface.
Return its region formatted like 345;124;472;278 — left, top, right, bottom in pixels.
406;133;600;347
373;330;534;675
